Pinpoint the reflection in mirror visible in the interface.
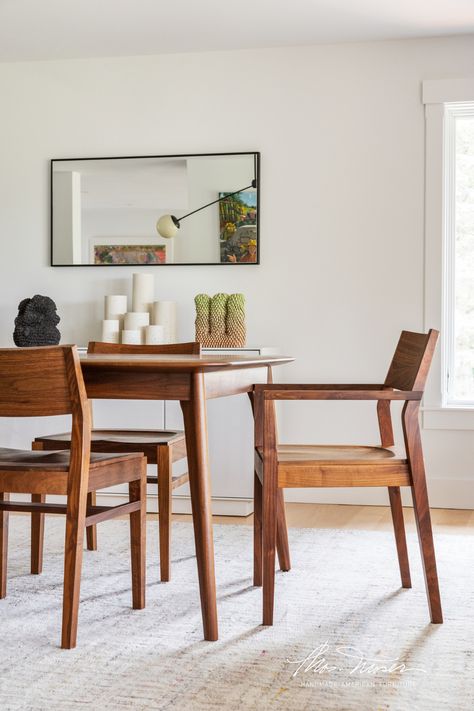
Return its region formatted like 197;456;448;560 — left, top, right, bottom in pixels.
51;152;259;266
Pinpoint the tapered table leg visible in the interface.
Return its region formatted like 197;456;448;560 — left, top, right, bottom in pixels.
180;372;218;641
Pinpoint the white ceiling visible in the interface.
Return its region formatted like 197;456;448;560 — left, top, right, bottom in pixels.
0;0;473;62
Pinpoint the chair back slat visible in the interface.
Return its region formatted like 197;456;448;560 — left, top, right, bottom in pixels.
0;345;85;417
384;330;439;392
88;341;201;355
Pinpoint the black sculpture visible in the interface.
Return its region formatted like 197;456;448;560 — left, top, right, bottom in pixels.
13;295;61;347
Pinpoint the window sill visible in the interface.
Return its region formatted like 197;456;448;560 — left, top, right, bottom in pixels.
422;407;474;430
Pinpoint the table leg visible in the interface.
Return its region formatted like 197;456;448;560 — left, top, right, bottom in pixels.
180;372;218;641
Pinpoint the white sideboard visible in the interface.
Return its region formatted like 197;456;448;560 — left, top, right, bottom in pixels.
92;346;277;517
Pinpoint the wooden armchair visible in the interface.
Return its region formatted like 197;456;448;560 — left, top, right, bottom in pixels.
0;345;146;649
253;330;442;627
33;341;201;582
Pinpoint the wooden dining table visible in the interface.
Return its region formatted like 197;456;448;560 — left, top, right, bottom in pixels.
79;351;293;641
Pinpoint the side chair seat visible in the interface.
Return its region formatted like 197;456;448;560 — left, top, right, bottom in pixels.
0;447;142;493
34;429;186;464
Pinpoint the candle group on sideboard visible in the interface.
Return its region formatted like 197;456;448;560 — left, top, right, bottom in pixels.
102;274;177;345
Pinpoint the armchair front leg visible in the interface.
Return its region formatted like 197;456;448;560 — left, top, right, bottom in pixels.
403;401;442;623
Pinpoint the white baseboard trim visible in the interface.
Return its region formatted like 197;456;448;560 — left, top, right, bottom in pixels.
96;493;254;517
283;478;474;509
11;478;474;514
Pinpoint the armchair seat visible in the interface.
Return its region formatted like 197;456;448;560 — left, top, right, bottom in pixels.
256;444;410;488
258;443;404;463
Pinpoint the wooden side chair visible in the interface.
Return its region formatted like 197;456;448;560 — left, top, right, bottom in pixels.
33;340;200;582
253;330;443;626
0;345;146;649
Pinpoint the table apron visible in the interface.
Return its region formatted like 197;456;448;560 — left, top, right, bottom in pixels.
82;368;192;400
81;365;270;401
204;367;270;399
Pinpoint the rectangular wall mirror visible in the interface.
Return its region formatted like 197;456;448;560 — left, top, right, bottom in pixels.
51;151;260;266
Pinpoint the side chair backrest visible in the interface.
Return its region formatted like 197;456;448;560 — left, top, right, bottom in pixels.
384;329;439;392
0;345;87;418
88;341;202;355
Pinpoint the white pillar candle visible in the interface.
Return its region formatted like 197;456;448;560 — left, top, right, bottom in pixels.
124;312;149;344
124;311;150;330
132;273;154;314
121;329;142;345
104;294;128;323
145;324;165;345
151;301;177;344
101;319;120;343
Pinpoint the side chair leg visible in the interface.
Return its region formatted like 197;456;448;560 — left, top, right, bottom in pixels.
0;492;9;598
276;489;291;572
157;446;172;582
61;490;88;649
388;487;411;588
253;471;263;586
31;494;45;574
129;461;146;610
31;442;46;573
86;492;98;551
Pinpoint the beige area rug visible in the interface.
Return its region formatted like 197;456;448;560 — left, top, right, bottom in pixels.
0;516;472;711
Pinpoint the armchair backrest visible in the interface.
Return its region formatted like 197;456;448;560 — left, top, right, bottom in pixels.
88;341;202;355
384;329;439;392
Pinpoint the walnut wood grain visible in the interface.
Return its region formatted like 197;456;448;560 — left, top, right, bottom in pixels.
377;394;411;589
158;445;172;582
249;381;291;580
385;330;439;391
37;340;198;584
31;493;46;573
180;373;218;641
129;465;146;610
0;492;8;598
30;350;291;643
256;329;441;627
88;341;201;355
262;396;278;625
0;345;147;649
257;388;422;401
253;471;263;587
80;352;293;373
388;486;412;588
403;400;442;622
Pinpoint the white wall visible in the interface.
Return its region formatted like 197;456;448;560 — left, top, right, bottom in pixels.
1;36;474;507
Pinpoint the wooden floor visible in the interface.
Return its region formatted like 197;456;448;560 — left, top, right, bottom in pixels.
168;503;474;535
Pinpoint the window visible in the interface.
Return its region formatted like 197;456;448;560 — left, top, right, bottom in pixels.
444;103;474;405
423;78;474;428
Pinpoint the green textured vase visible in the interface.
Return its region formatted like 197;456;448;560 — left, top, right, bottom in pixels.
194;293;246;347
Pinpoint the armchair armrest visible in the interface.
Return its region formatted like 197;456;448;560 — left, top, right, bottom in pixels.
254;384;422;401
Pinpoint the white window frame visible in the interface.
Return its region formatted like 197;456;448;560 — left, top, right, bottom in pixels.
423;78;474;430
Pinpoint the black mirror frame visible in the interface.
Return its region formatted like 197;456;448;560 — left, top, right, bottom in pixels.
50;151;260;267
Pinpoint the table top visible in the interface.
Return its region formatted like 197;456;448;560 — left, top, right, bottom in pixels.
79;352;294;372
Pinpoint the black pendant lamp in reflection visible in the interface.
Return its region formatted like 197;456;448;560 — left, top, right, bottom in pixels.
156;158;258;239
